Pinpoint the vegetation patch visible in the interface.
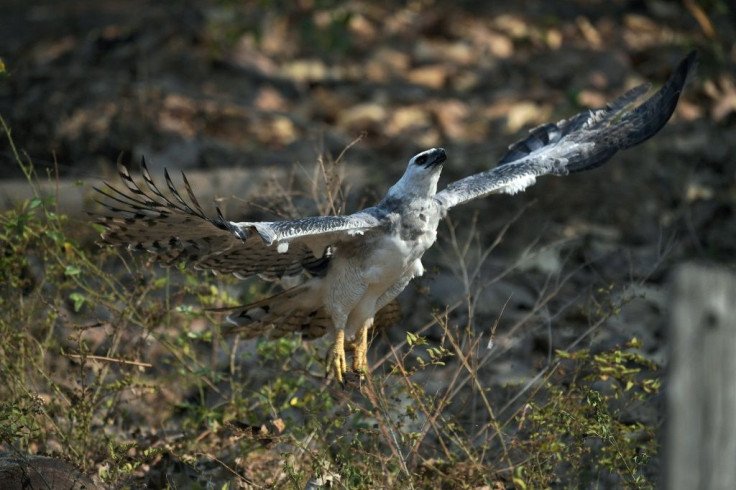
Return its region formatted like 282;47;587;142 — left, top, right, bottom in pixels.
0;118;662;488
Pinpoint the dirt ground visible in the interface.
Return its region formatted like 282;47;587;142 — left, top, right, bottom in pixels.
0;0;734;487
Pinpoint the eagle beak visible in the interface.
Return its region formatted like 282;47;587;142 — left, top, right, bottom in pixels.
428;148;447;168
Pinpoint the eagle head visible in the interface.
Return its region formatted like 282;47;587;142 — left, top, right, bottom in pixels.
383;147;446;202
410;147;446;169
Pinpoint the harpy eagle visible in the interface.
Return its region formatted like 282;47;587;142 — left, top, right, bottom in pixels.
95;52;694;383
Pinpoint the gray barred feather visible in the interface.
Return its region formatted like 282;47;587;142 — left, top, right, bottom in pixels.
95;159;384;280
224;288;401;341
496;83;651;167
435;51;695;210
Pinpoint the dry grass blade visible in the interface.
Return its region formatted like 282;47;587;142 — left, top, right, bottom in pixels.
62;353;154;368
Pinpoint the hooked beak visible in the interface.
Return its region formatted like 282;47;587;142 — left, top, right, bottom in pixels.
426;147;447;168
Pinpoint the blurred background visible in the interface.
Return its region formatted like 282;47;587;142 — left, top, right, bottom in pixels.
1;0;733;329
0;1;732;177
0;0;734;487
1;0;733;258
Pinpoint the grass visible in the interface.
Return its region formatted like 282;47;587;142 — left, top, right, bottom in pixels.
0;116;662;489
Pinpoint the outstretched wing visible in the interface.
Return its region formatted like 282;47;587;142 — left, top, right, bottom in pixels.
434;51;695;211
94;161;384;279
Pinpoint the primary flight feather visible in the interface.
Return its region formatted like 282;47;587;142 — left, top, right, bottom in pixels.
95;52;695;383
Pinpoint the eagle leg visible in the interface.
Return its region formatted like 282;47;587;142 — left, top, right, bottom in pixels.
326;329;347;384
352;318;372;374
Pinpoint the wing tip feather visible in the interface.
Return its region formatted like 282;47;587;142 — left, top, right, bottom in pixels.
436;50;696;210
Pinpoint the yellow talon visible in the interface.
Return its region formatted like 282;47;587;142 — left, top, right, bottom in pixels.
326;329;347;383
352;320;371;374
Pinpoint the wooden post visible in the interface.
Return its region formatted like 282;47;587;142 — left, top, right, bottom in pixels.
667;264;736;490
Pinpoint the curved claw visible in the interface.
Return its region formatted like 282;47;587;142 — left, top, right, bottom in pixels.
326;329;347;384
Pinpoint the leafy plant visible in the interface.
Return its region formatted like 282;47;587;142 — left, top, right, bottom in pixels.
0;115;662;488
513;341;659;489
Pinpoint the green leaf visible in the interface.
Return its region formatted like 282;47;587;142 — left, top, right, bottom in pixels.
69;292;86;312
44;230;65;243
65;265;82;277
556;349;571;359
153;277;168;288
512;466;528;489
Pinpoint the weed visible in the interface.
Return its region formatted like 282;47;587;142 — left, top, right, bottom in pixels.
0;115;662;488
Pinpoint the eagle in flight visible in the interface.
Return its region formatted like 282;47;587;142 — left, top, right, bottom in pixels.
96;52;694;383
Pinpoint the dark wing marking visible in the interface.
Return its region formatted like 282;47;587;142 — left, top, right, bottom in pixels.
435;51;695;211
94;159;383;279
222;286;400;341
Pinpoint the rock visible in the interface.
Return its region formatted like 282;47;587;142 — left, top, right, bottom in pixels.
0;454;101;490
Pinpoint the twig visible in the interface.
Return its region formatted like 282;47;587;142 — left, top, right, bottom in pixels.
63;353;153;368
